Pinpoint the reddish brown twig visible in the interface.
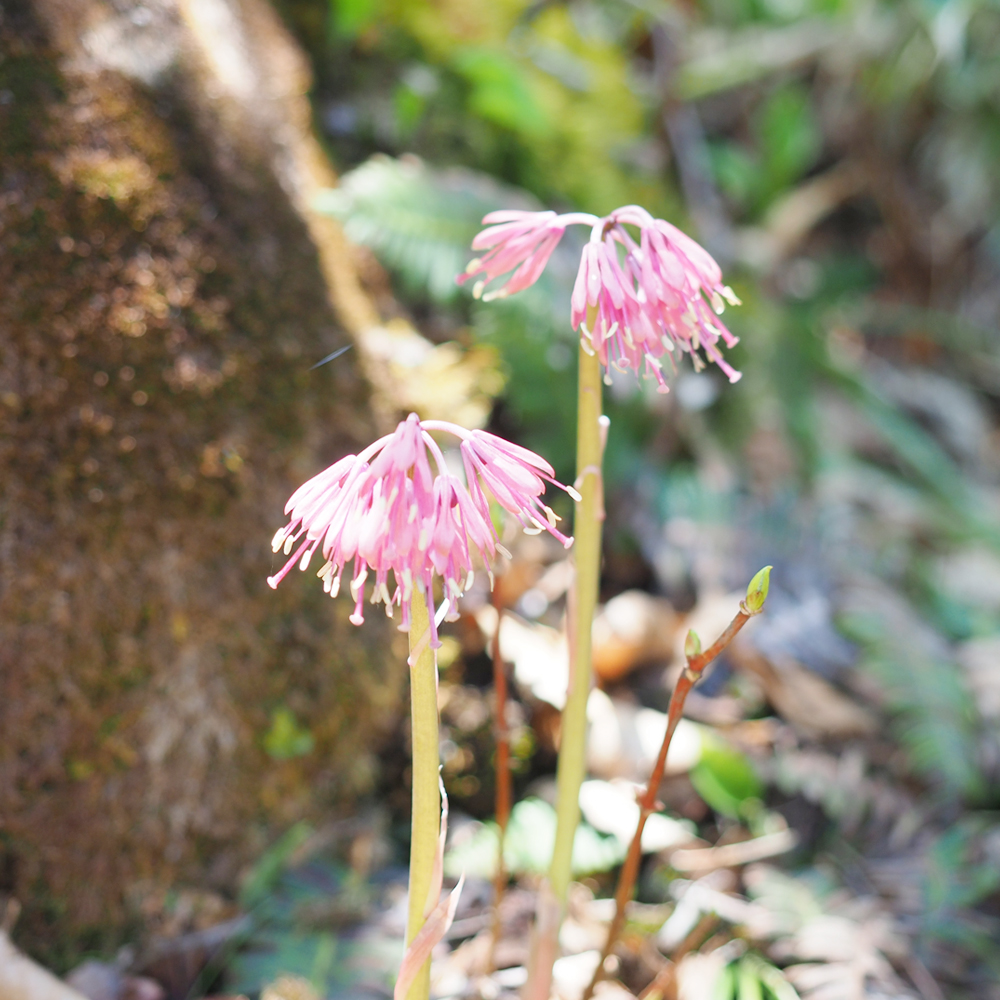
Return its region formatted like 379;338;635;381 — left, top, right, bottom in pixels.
634;910;719;1000
583;569;770;1000
637;960;676;1000
488;585;512;970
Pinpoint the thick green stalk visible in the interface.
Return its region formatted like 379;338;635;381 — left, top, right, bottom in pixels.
525;339;604;1000
406;589;440;1000
551;340;603;901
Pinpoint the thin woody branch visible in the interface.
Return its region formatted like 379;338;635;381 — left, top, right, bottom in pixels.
582;568;772;1000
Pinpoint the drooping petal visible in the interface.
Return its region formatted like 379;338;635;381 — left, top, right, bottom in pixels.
458;212;566;299
469;429;556;477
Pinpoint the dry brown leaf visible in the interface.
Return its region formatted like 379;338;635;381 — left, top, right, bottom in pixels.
360;320;505;429
592;591;681;683
0;933;90;1000
586;689;702;782
761;162;867;263
727;643;877;739
261;977;319;1000
670;829;798;874
674;945;742;1000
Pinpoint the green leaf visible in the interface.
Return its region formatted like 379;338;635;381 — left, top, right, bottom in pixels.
757;84;821;193
240;822;314;908
710;140;762;209
330;0;380;38
444;819;501;881
264;706;315;761
690;736;763;818
314;155;534;304
737;956;764;1000
713;962;737;1000
451;47;549;136
444;798;624;879
743;954;800;1000
393;83;427;136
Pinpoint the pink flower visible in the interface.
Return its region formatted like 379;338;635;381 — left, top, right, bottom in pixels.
461;204;742;389
573;206;742;389
456;210;565;301
267;414;576;646
456;209;597;301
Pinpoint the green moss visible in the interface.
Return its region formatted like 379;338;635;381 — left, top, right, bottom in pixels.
0;53;62;156
0;11;401;965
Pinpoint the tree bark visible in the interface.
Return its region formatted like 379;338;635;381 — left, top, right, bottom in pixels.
0;0;403;961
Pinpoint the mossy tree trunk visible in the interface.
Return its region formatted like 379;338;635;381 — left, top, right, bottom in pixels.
0;0;403;963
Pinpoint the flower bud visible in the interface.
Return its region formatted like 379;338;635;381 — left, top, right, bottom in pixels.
684;629;702;660
744;565;772;615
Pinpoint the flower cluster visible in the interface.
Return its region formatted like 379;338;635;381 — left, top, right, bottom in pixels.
268;414;576;646
459;205;742;390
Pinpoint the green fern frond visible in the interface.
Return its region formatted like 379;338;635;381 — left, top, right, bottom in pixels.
315;154;539;302
715;955;801;1000
316;155;583;474
839;592;983;800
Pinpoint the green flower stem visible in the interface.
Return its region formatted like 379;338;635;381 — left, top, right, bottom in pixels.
526;336;605;1000
551;339;604;902
406;588;441;1000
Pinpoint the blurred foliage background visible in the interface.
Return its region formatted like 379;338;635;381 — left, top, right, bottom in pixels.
258;0;1000;993
7;0;1000;995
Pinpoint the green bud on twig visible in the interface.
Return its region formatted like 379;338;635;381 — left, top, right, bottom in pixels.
743;565;772;615
684;629;702;660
